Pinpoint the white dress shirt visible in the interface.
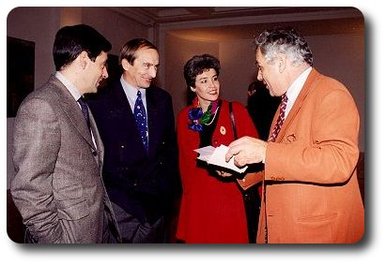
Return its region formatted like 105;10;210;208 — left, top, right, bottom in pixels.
120;76;148;114
284;67;312;119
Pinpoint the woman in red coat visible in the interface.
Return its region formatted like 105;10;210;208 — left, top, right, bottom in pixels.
176;54;259;243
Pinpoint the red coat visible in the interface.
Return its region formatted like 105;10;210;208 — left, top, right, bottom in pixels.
176;100;258;243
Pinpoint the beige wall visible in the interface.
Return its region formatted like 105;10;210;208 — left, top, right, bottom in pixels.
7;7;151;88
164;34;219;117
7;7;60;88
81;7;151;55
219;39;257;104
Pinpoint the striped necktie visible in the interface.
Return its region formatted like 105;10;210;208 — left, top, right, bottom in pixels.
268;93;288;142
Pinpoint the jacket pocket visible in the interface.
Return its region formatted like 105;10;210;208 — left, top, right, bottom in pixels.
297;212;338;223
295;212;338;243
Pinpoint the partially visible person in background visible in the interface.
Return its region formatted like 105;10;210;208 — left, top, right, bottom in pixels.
176;54;260;243
87;38;181;243
226;27;364;243
243;80;281;242
247;80;280;141
11;24;121;243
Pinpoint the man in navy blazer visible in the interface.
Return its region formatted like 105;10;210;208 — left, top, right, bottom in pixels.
87;38;181;243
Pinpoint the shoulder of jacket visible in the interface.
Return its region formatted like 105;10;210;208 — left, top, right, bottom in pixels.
148;85;171;98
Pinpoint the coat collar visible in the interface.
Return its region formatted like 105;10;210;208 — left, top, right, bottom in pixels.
272;69;322;142
48;75;100;152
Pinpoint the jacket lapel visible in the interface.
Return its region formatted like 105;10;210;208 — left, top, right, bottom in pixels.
49;76;97;151
274;69;321;142
89;110;104;161
145;87;157;156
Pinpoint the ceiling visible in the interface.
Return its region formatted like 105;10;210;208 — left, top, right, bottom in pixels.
110;7;364;41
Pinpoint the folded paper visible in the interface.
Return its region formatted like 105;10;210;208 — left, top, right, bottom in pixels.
194;144;248;173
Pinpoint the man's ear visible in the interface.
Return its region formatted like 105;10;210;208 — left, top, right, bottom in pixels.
121;58;131;71
78;51;89;69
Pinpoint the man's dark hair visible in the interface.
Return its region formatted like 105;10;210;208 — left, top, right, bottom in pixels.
53;24;111;71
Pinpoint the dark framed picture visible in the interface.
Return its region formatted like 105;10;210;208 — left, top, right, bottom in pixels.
7;36;35;117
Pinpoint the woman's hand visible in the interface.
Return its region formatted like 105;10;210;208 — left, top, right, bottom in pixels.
216;170;233;178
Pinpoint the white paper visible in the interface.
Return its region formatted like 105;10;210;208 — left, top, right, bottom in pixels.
194;144;248;173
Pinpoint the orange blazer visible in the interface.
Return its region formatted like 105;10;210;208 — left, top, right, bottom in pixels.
257;69;364;243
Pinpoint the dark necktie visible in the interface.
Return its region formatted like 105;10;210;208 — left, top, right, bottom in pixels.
134;90;148;150
269;93;288;142
78;97;90;129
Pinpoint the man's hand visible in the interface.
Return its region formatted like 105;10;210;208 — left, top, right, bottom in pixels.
225;136;267;167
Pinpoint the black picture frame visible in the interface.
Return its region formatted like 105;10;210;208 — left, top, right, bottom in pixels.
7;36;35;117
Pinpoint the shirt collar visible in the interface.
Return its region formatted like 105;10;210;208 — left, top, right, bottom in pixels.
284;67;312;117
286;67;312;104
120;75;146;100
55;71;82;101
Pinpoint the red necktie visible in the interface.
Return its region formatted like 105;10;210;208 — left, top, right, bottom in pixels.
269;93;288;142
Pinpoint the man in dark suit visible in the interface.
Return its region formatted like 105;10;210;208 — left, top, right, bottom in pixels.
11;24;121;243
87;38;181;243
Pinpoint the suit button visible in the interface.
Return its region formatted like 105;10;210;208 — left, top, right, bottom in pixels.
120;145;125;149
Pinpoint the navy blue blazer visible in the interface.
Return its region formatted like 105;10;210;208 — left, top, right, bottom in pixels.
87;80;181;223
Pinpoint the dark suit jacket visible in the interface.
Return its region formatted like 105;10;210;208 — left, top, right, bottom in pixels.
11;75;121;243
87;80;181;224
